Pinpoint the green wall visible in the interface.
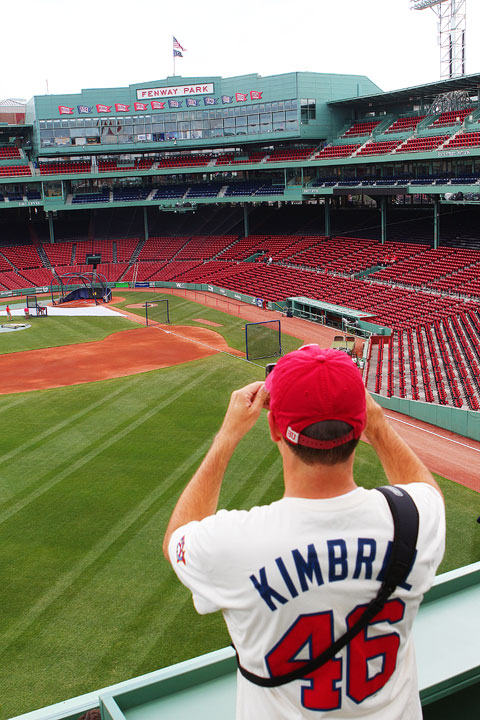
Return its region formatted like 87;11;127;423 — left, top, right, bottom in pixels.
371;392;480;442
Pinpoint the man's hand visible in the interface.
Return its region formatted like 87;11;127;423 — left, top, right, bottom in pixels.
219;381;269;445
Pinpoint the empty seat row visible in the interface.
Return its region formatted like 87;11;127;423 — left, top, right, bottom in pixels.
395;136;448;153
342;120;382;137
384;116;426;133
430;108;474;127
0;147;21;159
0;165;31;177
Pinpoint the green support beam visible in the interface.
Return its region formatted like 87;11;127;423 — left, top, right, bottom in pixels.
143;207;149;242
243;205;249;237
434;197;440;250
325;198;331;238
48;212;55;244
380;197;386;246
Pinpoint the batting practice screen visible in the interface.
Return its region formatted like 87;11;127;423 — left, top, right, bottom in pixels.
145;298;170;326
245;320;282;360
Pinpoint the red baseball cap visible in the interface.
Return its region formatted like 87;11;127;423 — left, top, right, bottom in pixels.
264;345;366;449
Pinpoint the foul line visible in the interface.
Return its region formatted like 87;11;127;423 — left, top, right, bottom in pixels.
152;324;265;369
384;412;480;452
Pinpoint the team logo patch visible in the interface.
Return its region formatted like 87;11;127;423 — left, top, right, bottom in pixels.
176;536;186;565
286;426;299;444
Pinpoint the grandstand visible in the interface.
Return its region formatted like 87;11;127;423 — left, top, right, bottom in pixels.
2;68;480;719
3;71;480;413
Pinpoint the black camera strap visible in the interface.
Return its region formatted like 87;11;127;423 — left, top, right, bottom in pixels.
233;485;419;687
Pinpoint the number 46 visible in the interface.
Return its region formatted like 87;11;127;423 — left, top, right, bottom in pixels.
265;599;405;711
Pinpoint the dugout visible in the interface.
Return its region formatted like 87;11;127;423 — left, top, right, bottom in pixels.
286;296;384;334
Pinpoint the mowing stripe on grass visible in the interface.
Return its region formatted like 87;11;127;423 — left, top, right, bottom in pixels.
0;395;31;417
0;375;145;467
252;462;286;507
0;364;218;527
225;451;283;510
0;362;218;510
0;438;212;655
90;574;180;677
132;594;199;673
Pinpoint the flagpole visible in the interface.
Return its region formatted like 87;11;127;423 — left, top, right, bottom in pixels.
172;37;185;77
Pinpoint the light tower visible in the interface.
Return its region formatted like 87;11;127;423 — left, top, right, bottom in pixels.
410;0;466;79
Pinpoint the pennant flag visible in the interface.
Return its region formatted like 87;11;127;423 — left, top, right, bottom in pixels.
250;91;263;100
174;49;183;57
134;102;148;111
221;95;233;104
58;106;73;115
204;96;218;105
235;93;248;102
186;97;200;107
77;105;92;114
168;99;183;108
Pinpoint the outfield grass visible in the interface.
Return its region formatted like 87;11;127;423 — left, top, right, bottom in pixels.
0;296;478;718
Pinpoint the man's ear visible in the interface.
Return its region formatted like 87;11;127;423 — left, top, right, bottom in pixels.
268;411;282;443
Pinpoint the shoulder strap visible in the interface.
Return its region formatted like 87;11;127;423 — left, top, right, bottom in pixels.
234;486;419;687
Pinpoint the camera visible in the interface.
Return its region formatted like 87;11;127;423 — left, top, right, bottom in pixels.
265;363;276;378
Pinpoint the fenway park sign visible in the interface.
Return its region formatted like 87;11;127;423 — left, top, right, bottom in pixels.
137;83;214;99
57;84;265;115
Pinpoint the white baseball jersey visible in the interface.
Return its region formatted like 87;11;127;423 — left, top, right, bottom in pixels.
169;483;445;719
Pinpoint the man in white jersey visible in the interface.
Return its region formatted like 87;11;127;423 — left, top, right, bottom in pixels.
164;345;445;719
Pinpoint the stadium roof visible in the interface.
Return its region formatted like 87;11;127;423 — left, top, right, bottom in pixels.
328;73;480;108
0;98;26;107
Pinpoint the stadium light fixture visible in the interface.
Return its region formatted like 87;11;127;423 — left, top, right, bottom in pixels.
410;0;445;9
410;0;466;79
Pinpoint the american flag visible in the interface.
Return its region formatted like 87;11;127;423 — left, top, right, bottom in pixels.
173;36;186;52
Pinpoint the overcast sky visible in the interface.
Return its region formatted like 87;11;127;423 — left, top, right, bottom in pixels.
2;0;480;101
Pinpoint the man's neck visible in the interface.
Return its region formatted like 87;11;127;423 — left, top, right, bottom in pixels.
282;453;357;500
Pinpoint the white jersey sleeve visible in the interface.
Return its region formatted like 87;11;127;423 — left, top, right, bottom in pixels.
168;508;249;614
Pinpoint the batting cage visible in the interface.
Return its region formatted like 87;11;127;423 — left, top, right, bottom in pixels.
145;298;170;326
51;270;112;305
245;320;282;360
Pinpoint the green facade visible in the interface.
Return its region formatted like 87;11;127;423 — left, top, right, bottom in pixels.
2;70;480;210
31;72;381;155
